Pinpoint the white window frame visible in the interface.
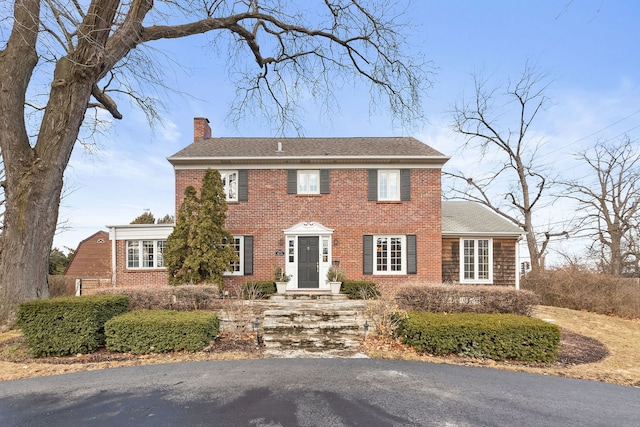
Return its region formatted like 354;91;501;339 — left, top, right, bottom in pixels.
378;169;400;201
126;240;166;269
223;236;244;276
220;170;238;201
297;170;320;194
460;238;493;284
373;235;406;274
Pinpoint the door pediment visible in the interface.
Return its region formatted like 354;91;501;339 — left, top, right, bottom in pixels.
284;221;334;236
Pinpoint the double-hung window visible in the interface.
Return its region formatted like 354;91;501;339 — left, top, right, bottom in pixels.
297;170;320;194
461;238;492;283
374;235;406;274
127;240;165;269
220;170;238;201
378;170;400;201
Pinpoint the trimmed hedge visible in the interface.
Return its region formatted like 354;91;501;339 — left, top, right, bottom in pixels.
17;295;130;357
105;310;220;354
94;285;223;311
341;280;380;299
396;284;539;316
242;281;276;299
398;312;560;362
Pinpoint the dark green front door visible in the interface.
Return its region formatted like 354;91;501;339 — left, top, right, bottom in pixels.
298;236;319;288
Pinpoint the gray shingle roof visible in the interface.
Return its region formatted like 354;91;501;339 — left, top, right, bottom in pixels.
168;137;449;166
442;201;523;236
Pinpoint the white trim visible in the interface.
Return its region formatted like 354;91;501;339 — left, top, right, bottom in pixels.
224;236;244;276
297;169;320;194
377;169;401;201
171;162;445;170
283;221;334;290
220;170;239;201
515;237;521;290
459;238;493;284
373;235;407;275
108;224;174;240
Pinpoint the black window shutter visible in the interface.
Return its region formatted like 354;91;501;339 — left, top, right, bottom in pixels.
401;169;411;201
243;236;253;275
363;235;373;274
320;169;330;194
368;169;378;201
287;170;297;194
238;170;248;201
407;235;417;274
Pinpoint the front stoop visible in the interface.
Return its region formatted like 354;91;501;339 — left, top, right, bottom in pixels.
261;299;368;355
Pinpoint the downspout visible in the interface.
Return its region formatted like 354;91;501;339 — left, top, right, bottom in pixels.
109;226;117;287
515;236;521;290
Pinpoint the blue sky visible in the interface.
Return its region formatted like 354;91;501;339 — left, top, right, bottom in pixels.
55;1;640;264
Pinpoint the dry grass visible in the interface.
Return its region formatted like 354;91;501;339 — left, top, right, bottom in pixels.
363;306;640;386
1;306;639;386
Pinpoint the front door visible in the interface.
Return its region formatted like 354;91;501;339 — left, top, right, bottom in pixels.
298;236;319;288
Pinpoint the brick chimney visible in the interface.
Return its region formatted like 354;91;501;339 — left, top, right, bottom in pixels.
194;117;211;141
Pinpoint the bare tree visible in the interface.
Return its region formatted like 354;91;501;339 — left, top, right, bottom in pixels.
445;66;567;272
564;137;640;276
0;0;428;325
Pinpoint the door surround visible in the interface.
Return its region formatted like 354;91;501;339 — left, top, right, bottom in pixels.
283;221;334;290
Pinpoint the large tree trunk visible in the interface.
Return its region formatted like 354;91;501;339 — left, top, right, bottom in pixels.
0;1;118;326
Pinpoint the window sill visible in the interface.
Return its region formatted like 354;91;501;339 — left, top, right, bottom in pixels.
376;200;402;204
295;194;322;197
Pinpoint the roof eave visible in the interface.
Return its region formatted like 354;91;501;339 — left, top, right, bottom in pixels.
167;155;451;166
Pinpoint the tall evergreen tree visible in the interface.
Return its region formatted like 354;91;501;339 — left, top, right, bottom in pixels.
164;170;237;286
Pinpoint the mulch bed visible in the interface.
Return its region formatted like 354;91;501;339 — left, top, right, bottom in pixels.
0;330;608;366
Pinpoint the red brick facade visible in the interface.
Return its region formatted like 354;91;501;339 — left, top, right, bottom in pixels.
112;240;169;287
175;167;443;287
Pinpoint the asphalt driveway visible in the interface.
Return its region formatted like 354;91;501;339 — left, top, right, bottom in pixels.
0;359;638;426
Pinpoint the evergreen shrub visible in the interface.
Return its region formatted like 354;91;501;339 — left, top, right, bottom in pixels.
105;310;219;354
17;295;130;357
398;312;560;362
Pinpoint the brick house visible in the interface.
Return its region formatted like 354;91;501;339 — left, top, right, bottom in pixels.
64;230;112;293
107;118;523;289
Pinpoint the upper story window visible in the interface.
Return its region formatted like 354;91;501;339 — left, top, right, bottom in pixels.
127;240;165;269
368;169;410;202
461;238;492;283
378;169;400;201
297;170;320;194
220;170;238;201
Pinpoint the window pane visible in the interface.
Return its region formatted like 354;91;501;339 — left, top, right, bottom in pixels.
478;239;489;280
309;172;318;193
378;173;388;199
390;237;403;271
156;241;165;268
378;170;399;200
227;172;237;200
463;240;475;280
388;171;399;200
298;171;320;194
143;240;154;268
127;241;139;268
288;238;295;263
228;237;241;272
376;237;388;272
222;171;238;201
